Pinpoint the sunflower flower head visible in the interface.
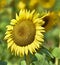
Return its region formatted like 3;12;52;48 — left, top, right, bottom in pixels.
4;9;45;57
42;11;58;31
39;0;55;9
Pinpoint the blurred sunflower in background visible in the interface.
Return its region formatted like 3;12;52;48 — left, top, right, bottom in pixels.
39;0;56;8
29;0;39;9
0;0;7;11
42;11;58;31
4;9;45;57
29;0;56;9
58;11;60;17
17;1;26;10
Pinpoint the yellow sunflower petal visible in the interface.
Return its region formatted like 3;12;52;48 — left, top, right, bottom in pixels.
33;40;40;48
8;40;14;48
33;13;39;20
16;13;19;21
36;26;45;30
19;47;24;57
29;10;35;19
14;45;18;56
31;43;36;52
16;46;20;56
36;31;44;37
10;19;17;25
32;42;38;50
5;31;12;34
24;46;28;55
4;34;12;40
25;10;30;19
11;43;15;52
19;10;26;19
7;38;12;43
35;35;44;42
28;45;33;54
6;25;13;30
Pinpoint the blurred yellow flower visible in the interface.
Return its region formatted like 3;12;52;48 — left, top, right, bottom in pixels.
42;12;58;31
29;0;39;9
29;0;55;9
4;9;45;57
58;11;60;17
0;0;7;10
17;1;26;10
39;0;55;8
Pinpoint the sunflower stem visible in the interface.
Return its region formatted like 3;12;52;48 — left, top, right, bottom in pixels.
20;57;26;65
55;58;58;65
55;31;60;65
26;55;31;65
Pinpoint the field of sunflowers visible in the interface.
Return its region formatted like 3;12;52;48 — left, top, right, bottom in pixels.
0;0;60;65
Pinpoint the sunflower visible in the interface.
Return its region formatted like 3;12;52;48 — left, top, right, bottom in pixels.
39;0;55;8
42;12;58;31
17;1;26;10
58;11;60;17
29;0;39;9
4;9;45;57
0;0;6;10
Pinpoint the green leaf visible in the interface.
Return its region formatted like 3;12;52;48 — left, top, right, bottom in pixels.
0;61;7;65
35;53;48;65
52;47;60;59
35;53;44;61
49;61;55;65
53;0;60;11
39;46;53;58
20;60;26;65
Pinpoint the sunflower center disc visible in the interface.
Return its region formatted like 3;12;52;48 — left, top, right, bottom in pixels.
13;20;36;46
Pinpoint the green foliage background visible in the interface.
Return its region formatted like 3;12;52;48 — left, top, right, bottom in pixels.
0;0;60;65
